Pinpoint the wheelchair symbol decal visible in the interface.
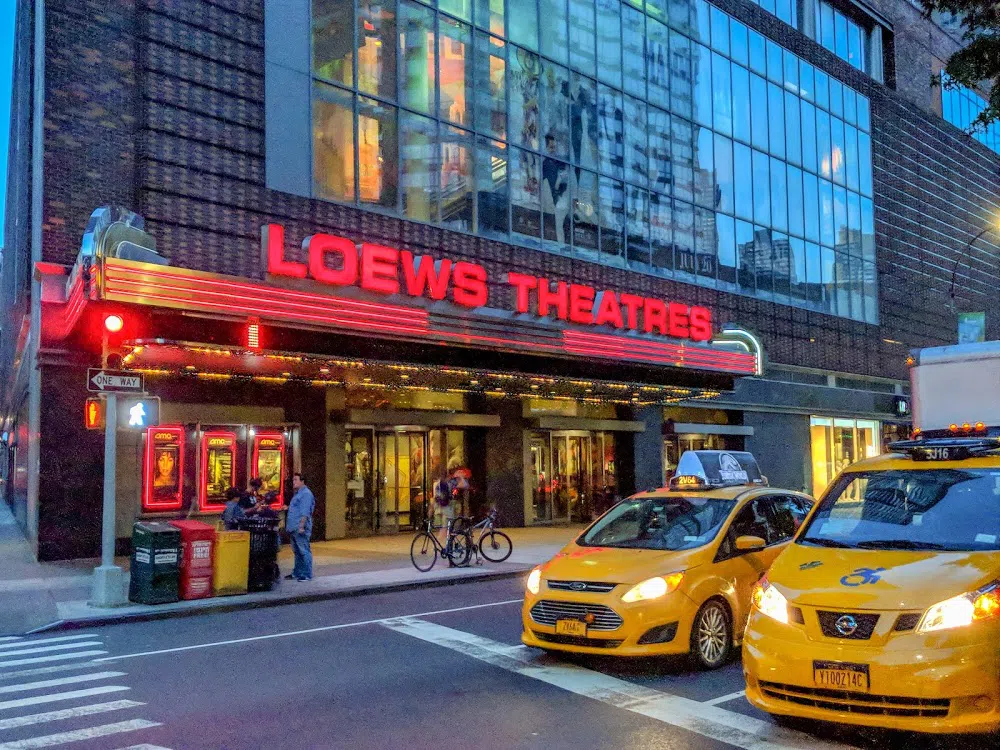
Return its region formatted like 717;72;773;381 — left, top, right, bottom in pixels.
840;567;887;586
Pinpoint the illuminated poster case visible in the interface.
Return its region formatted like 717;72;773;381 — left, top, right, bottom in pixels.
252;432;286;506
200;431;238;512
144;426;185;511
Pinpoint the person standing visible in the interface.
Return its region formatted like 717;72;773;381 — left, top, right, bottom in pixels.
285;473;315;581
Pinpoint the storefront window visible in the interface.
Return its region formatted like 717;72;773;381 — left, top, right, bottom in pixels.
809;416;878;498
530;430;617;524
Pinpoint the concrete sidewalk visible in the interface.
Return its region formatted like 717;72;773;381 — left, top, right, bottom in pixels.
0;502;581;635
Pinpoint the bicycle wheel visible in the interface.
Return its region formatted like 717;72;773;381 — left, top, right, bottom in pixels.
410;532;438;572
479;530;513;563
446;531;474;567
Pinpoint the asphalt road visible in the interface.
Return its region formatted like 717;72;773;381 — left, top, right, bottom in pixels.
0;578;990;749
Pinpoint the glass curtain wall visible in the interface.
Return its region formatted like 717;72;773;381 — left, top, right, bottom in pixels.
813;1;868;73
941;73;1000;155
809;416;879;498
311;0;877;323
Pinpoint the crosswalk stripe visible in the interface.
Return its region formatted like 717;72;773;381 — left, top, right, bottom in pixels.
0;700;145;730
0;719;161;748
0;651;108;670
704;690;747;706
111;745;173;750
0;685;129;712
0;672;127;695
0;663;107;683
383;618;852;750
0;638;21;644
0;636;96;653
0;643;103;659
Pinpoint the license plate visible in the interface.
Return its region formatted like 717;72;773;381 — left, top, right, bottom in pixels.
556;619;587;637
813;661;869;692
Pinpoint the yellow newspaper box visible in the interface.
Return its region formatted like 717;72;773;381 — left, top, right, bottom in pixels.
213;530;250;596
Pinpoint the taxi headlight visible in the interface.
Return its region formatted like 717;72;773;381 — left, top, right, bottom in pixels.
621;572;684;603
526;567;542;595
918;581;1000;633
751;576;789;624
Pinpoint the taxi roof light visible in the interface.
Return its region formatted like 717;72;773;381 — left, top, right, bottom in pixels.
668;450;767;491
888;436;1000;461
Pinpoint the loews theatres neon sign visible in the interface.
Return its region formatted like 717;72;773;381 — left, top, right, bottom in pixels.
263;225;713;343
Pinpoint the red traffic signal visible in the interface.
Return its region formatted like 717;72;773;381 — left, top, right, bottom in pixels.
84;397;105;430
104;314;124;333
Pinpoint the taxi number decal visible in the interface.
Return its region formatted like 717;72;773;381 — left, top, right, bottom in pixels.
923;447;952;461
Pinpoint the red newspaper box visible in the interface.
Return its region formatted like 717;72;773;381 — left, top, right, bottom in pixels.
169;520;215;600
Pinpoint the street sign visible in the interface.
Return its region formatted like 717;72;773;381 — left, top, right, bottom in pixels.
88;368;144;393
115;396;160;430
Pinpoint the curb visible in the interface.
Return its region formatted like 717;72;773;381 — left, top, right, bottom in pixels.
29;566;531;634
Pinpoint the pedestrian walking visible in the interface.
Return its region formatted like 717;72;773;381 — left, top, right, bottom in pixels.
285;472;315;582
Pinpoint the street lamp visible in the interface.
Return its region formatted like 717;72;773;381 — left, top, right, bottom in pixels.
949;218;1000;306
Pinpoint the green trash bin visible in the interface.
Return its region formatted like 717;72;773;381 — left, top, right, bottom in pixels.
129;521;181;604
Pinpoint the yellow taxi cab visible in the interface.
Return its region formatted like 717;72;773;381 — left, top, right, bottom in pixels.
744;444;1000;734
522;450;814;668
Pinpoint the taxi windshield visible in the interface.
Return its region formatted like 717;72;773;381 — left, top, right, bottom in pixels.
579;496;736;551
800;468;1000;552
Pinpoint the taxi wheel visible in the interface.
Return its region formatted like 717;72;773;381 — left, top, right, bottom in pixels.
691;600;732;670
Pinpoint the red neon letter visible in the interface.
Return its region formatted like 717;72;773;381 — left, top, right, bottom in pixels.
452;262;488;308
537;279;569;320
593;291;624;329
360;243;401;295
306;233;357;286
642;298;667;335
568;284;595;325
689;306;713;341
507;273;537;313
619;293;644;330
265;224;307;279
668;302;691;339
401;252;451;300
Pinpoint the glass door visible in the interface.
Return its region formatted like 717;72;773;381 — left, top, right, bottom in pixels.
376;430;427;532
567;435;592;523
529;432;552;523
345;429;375;535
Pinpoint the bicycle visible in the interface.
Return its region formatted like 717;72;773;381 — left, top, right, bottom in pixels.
466;508;514;563
410;515;474;572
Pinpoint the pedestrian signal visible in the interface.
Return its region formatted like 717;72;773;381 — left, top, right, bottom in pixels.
85;397;105;430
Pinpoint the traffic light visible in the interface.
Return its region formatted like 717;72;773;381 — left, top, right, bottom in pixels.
84;397;106;430
104;314;124;333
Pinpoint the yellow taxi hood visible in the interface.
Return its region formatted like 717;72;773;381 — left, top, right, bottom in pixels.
538;542;705;584
770;542;1000;611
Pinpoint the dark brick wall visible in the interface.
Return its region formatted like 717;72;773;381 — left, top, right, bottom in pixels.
33;0;1000;388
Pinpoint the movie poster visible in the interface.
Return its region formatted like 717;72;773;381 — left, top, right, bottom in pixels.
202;433;236;510
144;427;184;511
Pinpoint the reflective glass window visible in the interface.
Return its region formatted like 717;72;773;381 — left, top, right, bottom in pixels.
712;53;733;137
674;199;695;275
540;0;569;63
647;0;668;21
801;100;817;174
733;142;753;220
731;64;751;144
440;125;472;229
845;124;859;192
441;0;472;21
623;6;647;98
695;206;717;281
625;96;649;186
671;116;694;202
475;0;504;36
847;190;861;257
847;22;865;74
772;231;790;298
787;164;803;238
736;219;755;290
694;127;714;208
806;241;822;304
508;0;538;50
650;192;673;270
439;17;472;126
647;18;670;108
669;0;693;34
815;69;829;111
785;91;801;165
511;147;541;240
710;5;729;55
597;0;623;87
799;61;814;102
574;169;600;254
509;48;540;150
693;43;713;128
834;11;848;62
789;236;806;299
400;1;436;114
816;109;831;179
767;82;785;159
843;87;857;126
863;261;877;323
474;33;506;140
570;74;599;171
717;212;737;286
669;31;692;120
541;61;571;160
358;98;398;206
830;116;845;185
819;178;834;246
401;112;438;221
753;226;773;296
858;130;872;196
832;185;847;249
821;244;836;314
730;20;748;67
693;0;710;44
599;84;624;179
627;186;651;265
313;83;356;202
477;137;508;237
770;156;787;232
829;78;843;119
857;95;870;132
542;155;572;247
570;0;597;75
748;29;766;76
819;1;835;52
358;0;397;99
715;133;734;214
766;40;782;84
648;106;672;193
783;51;798;93
313;0;354;86
750;74;769;151
599;176;626;261
803;171;819;243
752;149;770;225
860;196;874;262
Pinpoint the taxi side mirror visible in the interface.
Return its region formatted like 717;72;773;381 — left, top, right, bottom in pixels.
735;535;766;551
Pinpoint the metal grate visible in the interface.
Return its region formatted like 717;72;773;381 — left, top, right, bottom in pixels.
547;580;618;593
533;631;623;649
816;611;880;640
529;600;624;631
760;681;950;718
893;613;921;632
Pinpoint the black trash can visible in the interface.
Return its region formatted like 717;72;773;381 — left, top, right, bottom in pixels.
129;521;181;604
236;516;280;592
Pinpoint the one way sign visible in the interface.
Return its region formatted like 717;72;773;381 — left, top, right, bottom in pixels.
87;369;144;393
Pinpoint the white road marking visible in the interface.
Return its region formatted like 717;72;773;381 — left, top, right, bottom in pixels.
0;663;107;683
112;746;173;750
0;643;103;659
0;672;127;695
0;685;129;712
0;636;97;652
0;638;21;644
382;618;852;750
0;700;145;730
0;651;108;669
0;719;161;748
704;690;747;706
95;598;524;663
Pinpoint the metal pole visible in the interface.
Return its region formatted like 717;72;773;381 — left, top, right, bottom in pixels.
90;393;126;606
